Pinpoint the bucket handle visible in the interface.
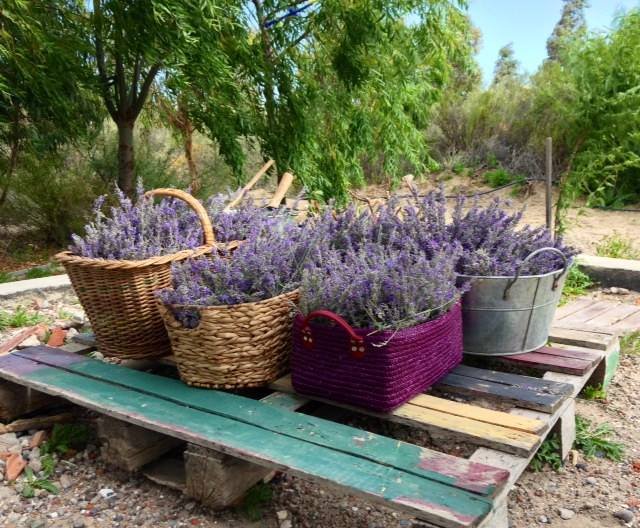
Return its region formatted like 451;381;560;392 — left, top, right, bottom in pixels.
503;247;569;300
300;310;366;359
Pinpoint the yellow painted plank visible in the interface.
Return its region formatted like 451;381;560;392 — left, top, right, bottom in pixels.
271;376;542;456
392;405;541;455
406;394;546;434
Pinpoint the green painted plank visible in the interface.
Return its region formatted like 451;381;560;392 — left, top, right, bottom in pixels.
0;353;490;528
13;347;508;499
260;391;309;411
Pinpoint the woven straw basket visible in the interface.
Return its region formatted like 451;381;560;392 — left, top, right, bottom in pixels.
55;189;216;360
157;289;299;389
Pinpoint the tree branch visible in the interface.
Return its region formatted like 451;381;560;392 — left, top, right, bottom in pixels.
274;28;312;61
129;54;142;107
133;64;160;118
92;0;117;119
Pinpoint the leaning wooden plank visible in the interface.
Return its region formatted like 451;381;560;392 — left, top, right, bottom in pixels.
452;365;573;397
0;412;74;434
408;394;545;434
0;354;492;528
11;348;510;500
271;375;540;457
489;351;594;376
435;373;567;412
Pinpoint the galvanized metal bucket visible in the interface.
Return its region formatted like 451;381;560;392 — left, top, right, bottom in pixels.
460;247;570;356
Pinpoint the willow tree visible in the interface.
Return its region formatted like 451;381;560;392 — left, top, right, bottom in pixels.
88;0;245;195
197;0;474;200
0;1;101;204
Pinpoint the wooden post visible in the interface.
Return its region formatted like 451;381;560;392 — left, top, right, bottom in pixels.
267;171;294;209
224;159;274;211
545;137;553;234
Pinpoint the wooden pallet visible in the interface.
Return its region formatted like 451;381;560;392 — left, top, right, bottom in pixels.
0;324;619;528
554;298;640;333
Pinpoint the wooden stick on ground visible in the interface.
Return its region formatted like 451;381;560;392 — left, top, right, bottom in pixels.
0;412;75;434
224;159;274;211
267;171;294;209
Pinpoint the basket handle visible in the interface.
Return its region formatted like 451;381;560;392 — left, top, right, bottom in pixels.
145;188;215;246
301;310;366;359
503;247;569;300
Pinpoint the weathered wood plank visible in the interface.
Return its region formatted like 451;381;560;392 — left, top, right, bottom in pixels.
435;373;566;413
554;298;595;321
612;309;640;331
0;379;60;421
0;353;493;528
555;301;612;326
490;351;594;376
585;304;639;328
535;346;602;363
548;327;617;351
260;391;309;411
408;394;545;434
272;375;541;456
9;348;510;500
452;365;573;398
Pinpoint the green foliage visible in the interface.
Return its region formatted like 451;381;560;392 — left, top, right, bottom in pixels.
21;454;59;497
560;264;593;305
621;331;640;355
0;272;11;284
25;265;60;280
595;233;640;260
581;384;607;401
575;415;624;461
0;307;44;331
484;168;523;188
547;0;587;61
41;423;91;455
237;482;273;521
493;43;519;84
530;435;562;472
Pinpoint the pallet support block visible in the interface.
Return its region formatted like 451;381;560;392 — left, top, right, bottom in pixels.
0;380;59;421
552;399;576;461
184;444;272;509
96;416;183;472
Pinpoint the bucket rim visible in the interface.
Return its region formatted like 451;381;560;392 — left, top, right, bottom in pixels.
458;257;574;281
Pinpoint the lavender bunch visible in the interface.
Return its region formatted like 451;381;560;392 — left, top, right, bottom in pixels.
206;194;291;243
299;240;463;330
156;221;310;327
448;196;578;276
70;184;203;260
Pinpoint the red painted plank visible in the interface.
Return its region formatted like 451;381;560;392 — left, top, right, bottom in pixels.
536;346;602;362
495;351;592;375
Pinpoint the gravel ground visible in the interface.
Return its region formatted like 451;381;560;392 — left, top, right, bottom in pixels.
1;287;639;528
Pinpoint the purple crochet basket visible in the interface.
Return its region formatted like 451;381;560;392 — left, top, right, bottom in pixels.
291;302;463;412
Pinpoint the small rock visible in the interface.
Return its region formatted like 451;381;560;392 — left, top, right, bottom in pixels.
0;433;19;451
72;518;86;528
280;521;292;528
6;453;26;481
66;327;79;341
28;456;42;474
276;511;289;521
17;335;41;349
30;518;46;528
29;431;47;449
537;515;549;523
614;510;634;523
184;501;196;512
575;463;588;471
59;474;73;489
98;488;115;499
608;287;630;295
558;508;575;520
585;476;597;485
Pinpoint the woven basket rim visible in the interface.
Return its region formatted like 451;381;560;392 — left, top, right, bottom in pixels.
159;288;300;312
54;241;239;270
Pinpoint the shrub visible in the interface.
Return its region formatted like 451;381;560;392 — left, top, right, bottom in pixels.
484;168;524;188
560;265;593;305
595;233;640;260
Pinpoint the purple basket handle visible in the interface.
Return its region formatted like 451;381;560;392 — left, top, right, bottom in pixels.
301;310;366;359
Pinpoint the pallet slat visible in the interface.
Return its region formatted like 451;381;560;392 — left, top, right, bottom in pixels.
488;349;596;376
10;347;510;500
271;375;542;456
0;352;495;528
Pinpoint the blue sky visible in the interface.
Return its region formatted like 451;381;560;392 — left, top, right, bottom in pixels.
468;0;639;83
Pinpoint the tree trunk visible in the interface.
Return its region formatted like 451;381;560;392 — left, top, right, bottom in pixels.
184;124;199;192
117;121;135;196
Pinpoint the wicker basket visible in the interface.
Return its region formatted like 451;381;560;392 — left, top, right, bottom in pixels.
157;290;299;389
55;188;216;360
291;302;463;412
